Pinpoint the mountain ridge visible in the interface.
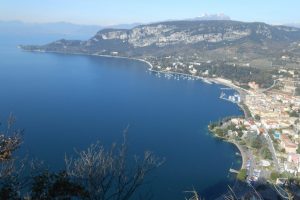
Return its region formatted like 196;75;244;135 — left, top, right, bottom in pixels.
22;20;300;52
21;19;300;74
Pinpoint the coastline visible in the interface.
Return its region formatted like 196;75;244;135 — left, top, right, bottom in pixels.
21;49;154;69
147;62;248;171
209;130;246;170
230;140;247;169
21;48;247;171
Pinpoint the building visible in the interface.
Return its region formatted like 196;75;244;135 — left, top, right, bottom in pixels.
248;82;260;90
284;154;300;174
280;134;298;154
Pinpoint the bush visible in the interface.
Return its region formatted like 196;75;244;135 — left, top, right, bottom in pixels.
251;136;262;149
0;119;163;200
270;171;280;181
289;110;300;117
214;128;225;137
296;144;300;154
254;114;261;121
296;87;300;96
237;169;247;181
261;147;273;160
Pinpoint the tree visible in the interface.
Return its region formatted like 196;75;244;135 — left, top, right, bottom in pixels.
65;132;164;200
214;128;225;137
254;114;261;121
0;114;24;199
261;147;272;160
289;110;299;118
31;171;88;199
0;117;163;199
270;171;280;181
0;114;22;161
251;136;262;149
296;87;300;96
297;144;300;154
237;169;247;181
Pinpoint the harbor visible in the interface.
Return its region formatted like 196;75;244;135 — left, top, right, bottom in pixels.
147;68;213;83
220;91;241;104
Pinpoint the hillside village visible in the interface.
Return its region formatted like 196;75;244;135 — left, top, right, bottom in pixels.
209;73;300;185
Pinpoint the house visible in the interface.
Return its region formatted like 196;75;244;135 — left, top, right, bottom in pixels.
280;134;298;154
284;154;300;174
259;128;266;135
189;68;197;74
248;82;260;90
282;129;295;136
262;119;280;130
246;120;259;134
288;153;300;164
231;118;242;125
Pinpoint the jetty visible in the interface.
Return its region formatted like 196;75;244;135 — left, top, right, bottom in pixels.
220;87;234;90
229;168;239;174
219;92;241;104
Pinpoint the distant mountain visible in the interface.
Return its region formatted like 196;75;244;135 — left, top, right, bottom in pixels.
0;21;141;39
109;23;142;29
189;13;231;21
20;19;300;89
284;23;300;28
22;20;300;59
0;21;100;38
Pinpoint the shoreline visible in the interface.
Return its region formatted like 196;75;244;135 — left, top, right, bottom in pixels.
21;48;248;171
209;130;247;170
230;140;247;169
21;49;154;69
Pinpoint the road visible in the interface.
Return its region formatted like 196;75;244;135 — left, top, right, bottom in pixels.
260;79;279;93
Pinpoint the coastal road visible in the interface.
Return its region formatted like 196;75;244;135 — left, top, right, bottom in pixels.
260;79;279;93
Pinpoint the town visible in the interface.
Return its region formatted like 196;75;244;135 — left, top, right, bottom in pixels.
209;73;300;187
144;55;300;189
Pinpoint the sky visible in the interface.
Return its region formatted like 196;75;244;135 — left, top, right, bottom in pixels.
1;0;300;25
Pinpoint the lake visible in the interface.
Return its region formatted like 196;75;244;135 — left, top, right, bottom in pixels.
0;33;243;199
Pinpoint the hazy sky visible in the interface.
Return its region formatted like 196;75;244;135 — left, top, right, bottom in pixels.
1;0;300;25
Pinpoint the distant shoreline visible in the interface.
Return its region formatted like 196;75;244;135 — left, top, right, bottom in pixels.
21;48;248;117
20;49;154;69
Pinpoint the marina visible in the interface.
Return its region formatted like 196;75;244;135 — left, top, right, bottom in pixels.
220;91;241;104
148;68;213;83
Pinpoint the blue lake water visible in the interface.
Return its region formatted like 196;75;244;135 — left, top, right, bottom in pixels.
0;34;243;199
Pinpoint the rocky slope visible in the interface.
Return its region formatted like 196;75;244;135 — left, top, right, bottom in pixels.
22;20;300;59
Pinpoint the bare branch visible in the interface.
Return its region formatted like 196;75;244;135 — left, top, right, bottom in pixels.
65;132;163;200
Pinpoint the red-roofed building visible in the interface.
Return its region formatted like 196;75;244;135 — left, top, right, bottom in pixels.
281;134;298;154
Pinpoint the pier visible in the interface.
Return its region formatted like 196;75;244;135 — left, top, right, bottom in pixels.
220;87;234;90
219;92;241;104
229;168;239;174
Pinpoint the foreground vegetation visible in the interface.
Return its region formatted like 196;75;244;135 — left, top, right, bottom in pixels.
0;116;163;199
2;114;300;199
